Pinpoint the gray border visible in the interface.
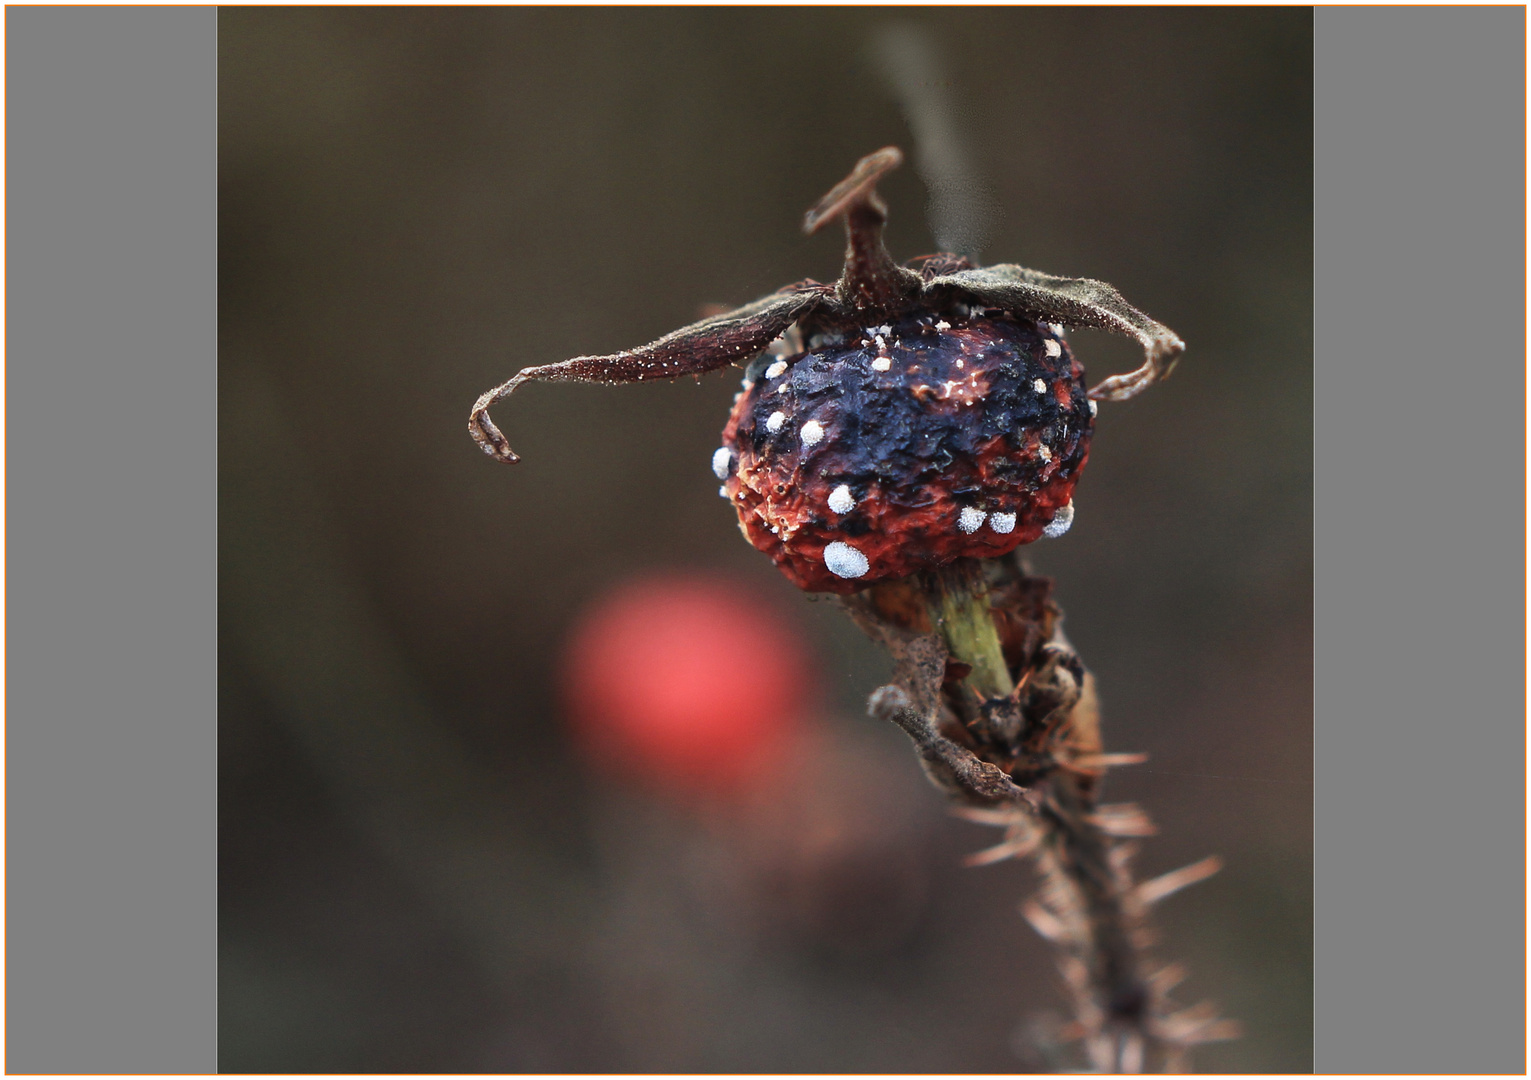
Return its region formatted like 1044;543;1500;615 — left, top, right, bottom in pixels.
3;6;1528;1075
6;7;218;1072
1314;7;1525;1073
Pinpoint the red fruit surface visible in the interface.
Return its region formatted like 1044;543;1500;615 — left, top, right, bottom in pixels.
716;311;1092;593
561;574;809;796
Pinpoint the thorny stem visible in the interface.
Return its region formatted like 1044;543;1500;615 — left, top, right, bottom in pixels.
932;570;1145;1048
846;556;1237;1073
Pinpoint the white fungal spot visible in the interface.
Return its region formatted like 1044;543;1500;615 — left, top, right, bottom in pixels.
1033;378;1048;395
871;356;892;372
765;359;788;380
718;485;729;499
990;511;1017;535
742;376;755;390
1038;445;1053;463
873;334;886;351
1089;400;1098;417
1042;500;1075;539
766;410;786;433
935;320;951;331
1049;322;1065;336
870;324;891;337
957;507;987;534
955;358;964;369
823;541;869;579
800;419;825;447
711;447;731;479
827;484;855;514
1045;339;1062;359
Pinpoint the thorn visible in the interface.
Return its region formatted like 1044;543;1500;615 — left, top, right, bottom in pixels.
1147;962;1189;995
1023;901;1071;945
1183;1019;1244;1046
950;805;1021;826
1108;840;1142;876
1120;1031;1146;1074
1136;855;1223;907
1085;1033;1115;1073
1056;954;1092;996
1070;751;1149;770
964;832;1039;867
1087;802;1157;837
1157;1001;1241;1046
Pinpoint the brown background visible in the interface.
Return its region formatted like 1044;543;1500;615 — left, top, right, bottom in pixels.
220;7;1312;1072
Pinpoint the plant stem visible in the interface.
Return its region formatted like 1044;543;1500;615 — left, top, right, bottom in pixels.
927;563;1013;700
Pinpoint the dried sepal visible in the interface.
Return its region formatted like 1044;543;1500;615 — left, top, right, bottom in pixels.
469;285;829;462
803;145;924;313
927;263;1185;401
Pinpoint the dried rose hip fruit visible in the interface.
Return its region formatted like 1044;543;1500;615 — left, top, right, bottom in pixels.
470;148;1183;594
717;311;1089;592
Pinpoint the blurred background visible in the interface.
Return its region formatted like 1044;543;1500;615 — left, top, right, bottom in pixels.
219;8;1312;1073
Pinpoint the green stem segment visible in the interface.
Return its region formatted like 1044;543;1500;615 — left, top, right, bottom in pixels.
928;563;1014;700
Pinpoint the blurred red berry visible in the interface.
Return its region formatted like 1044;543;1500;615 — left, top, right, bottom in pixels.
561;574;810;798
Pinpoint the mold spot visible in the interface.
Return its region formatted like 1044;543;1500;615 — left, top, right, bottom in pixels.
765;359;788;380
827;484;855;514
1089;400;1098;417
957;507;987;534
800;419;825;447
871;356;892;372
1033;378;1048;395
990;511;1017;535
1038;445;1053;463
1045;339;1063;359
823;541;869;579
766;410;786;433
711;447;732;479
1043;500;1075;539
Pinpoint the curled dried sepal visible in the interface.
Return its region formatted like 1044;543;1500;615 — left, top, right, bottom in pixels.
468;285;829;462
927;264;1185;402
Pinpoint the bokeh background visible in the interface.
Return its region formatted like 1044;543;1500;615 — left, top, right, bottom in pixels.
219;8;1312;1073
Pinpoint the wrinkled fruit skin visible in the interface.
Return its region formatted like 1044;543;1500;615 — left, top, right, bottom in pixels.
718;311;1092;594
